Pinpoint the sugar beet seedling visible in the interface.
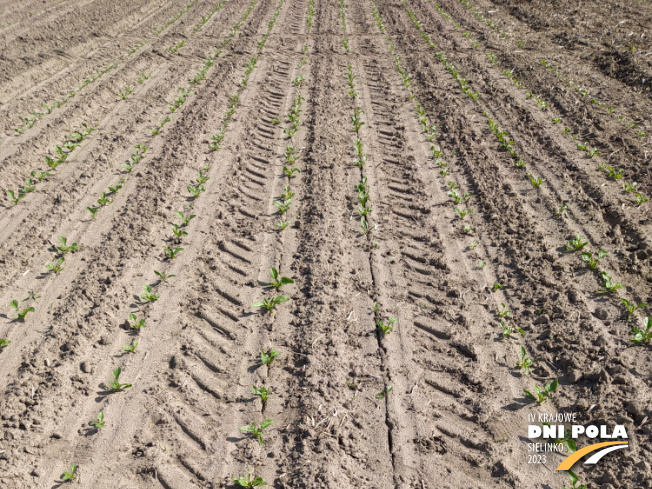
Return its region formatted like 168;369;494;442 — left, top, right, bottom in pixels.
105;367;132;392
267;268;294;291
9;300;34;320
239;419;273;445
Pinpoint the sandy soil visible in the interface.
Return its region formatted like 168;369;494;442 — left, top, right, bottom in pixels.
0;0;651;487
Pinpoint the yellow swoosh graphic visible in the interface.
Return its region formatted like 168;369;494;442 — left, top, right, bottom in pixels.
556;441;629;470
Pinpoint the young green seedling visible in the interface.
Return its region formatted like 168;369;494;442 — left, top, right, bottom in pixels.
260;348;279;369
500;321;524;338
56;236;81;255
233;473;268;488
97;192;112;206
154;270;176;282
106;367;132;392
187;184;205;198
620;299;647;321
492;282;503;291
163;246;184;259
563;470;586;489
498;303;511;318
376;386;393;399
90;411;105;429
22;291;41;302
360;217;376;235
581;249;607;269
252;386;269;409
172;224;188;238
566;235;589;252
128;313;146;330
61;464;77;482
275;220;292;230
45;257;65;274
454;207;473;220
83;206;98;222
624;182;639;193
176;211;196;226
239;419;273;446
351;108;365;133
140;285;159;303
523;379;558;404
630;316;652;345
283;166;300;178
274;199;292;215
376;316;397;335
10;300;35;320
635;193;649;206
527;175;544;189
597;272;623;294
251;296;290;314
123;340;139;353
516;346;533;375
7;190;24;206
0;339;11;348
281;186;294;200
197;171;210;184
267;268;294;291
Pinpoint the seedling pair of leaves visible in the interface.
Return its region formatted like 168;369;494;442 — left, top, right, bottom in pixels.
620;298;647;321
274;199;291;215
597;272;623;294
239;419;273;445
90;411;105;429
361;217;376;235
10;300;34;320
61;464;77;482
630;316;652;345
105;367;132;392
260;348;279;369
377;316;397;335
141;285;159;303
566;234;589;252
233;473;267;487
129;313;146;330
0;339;11;348
516;346;533;375
581;250;607;269
252;296;290;314
252;386;269;409
123;340;139;353
163;246;184;260
524;379;558;404
154;270;175;282
56;236;81;255
500;321;524;339
267;268;293;291
176;211;196;227
46;257;65;274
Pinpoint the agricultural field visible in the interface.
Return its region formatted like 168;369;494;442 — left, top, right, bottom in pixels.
0;0;651;487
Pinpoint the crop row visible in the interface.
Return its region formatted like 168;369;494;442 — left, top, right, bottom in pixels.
4;0;251;211
424;0;650;206
366;3;628;485
9;0;204;135
0;0;286;482
402;0;649;211
371;3;651;482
